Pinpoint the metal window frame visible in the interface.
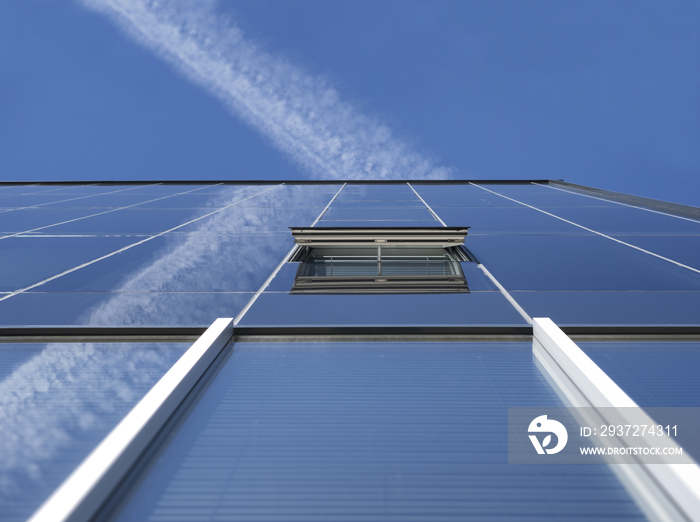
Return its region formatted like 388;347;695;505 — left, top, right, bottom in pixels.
289;226;471;294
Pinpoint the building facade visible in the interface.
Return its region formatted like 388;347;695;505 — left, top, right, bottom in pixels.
0;180;699;521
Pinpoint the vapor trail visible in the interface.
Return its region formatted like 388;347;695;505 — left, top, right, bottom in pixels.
76;0;453;180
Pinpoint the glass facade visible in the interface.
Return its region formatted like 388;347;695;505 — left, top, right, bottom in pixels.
1;180;699;521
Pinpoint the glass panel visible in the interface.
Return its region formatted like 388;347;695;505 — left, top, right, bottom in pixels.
540;207;700;234
437;207;587;234
298;247;462;277
0;342;189;522
0;208;112;234
125;194;243;209
320;208;436;221
0;194;116;208
267;260;497;292
42;194;196;208
330;199;425;208
515;291;700;326
238;292;528;327
473;184;555;194
339;184;415;195
37;208;213;235
610;235;700;271
492;192;620;208
0;292;255;327
313;220;441;228
39;235;294;293
467;235;700;291
580;342;700;407
0;236;138;292
409;183;488;195
414;193;525;208
0;185;83;195
101;342;643;522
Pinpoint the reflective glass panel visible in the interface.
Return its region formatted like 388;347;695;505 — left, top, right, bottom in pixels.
540;207;700;234
580;342;700;407
320;208;436;221
0;342;189;522
0;208;110;234
42;208;213;235
515;291;700;326
239;292;527;327
0;292;255;327
467;235;700;291
610;235;700;272
491;191;620;208
39;234;294;293
0;236;138;292
102;342;643;522
437;207;586;234
414;193;525;208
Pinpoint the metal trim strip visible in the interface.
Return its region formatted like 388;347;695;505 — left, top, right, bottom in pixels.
533;318;700;522
27;318;234;522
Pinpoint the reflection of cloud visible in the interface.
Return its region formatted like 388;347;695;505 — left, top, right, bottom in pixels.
0;186;334;517
76;0;453;181
0;342;185;517
83;185;334;325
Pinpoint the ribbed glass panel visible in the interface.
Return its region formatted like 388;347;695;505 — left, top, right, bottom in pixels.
0;342;189;522
103;342;645;522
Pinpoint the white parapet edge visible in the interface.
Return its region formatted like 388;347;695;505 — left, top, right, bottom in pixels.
532;317;700;522
28;317;234;522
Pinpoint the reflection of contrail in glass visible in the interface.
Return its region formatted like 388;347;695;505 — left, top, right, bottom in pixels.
83;185;333;325
0;186;335;518
0;342;186;518
76;0;454;181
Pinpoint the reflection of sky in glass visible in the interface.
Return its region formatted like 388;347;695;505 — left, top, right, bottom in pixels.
0;184;341;327
105;342;643;521
0;342;188;522
79;184;339;326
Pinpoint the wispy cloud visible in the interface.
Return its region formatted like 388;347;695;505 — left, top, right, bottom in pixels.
76;0;453;180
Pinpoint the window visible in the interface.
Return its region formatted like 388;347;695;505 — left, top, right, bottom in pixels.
289;227;471;293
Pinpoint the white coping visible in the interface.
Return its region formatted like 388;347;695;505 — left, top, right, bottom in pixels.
28;318;234;522
533;317;700;522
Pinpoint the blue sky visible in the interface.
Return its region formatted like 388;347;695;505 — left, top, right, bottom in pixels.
1;0;698;206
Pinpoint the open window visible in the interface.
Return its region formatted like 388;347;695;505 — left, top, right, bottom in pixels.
288;227;471;294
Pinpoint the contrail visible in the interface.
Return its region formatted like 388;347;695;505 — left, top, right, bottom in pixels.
75;0;454;180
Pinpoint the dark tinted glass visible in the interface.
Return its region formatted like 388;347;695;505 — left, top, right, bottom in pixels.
415;193;525;208
0;342;189;522
39;234;293;293
103;342;642;522
580;342;700;407
44;208;213;235
0;292;254;327
610;235;700;271
0;208;110;234
540;207;700;234
437;207;586;234
0;236;138;292
467;235;700;291
320;207;436;221
239;292;527;327
515;291;700;326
